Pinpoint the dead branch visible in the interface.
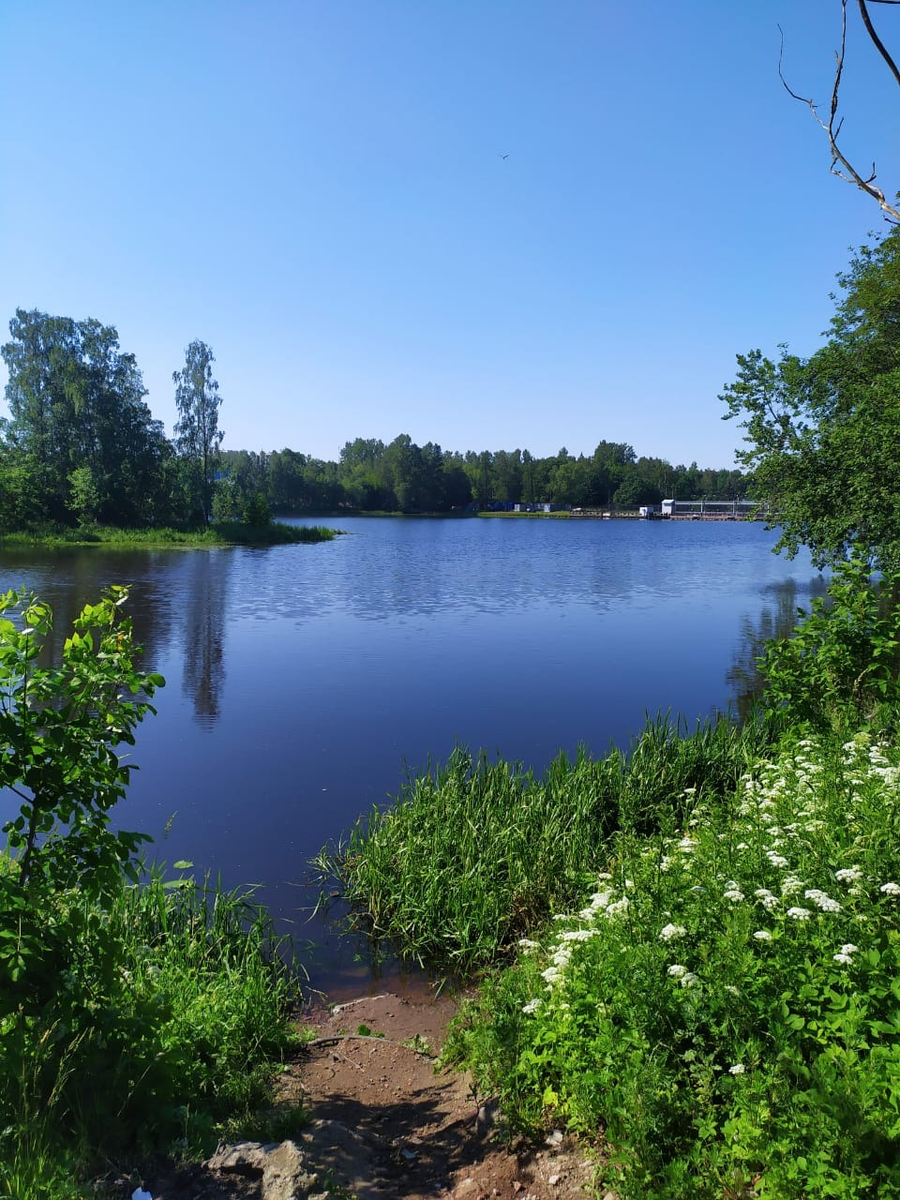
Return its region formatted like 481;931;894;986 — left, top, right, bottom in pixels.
779;0;900;223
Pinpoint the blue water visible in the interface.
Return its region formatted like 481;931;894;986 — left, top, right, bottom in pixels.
0;517;824;991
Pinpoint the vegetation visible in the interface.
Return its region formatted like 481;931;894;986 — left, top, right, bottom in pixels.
0;521;338;549
1;307;749;533
0;589;299;1198
321;718;782;974
173;339;225;525
444;726;900;1198
722;228;900;571
221;438;750;517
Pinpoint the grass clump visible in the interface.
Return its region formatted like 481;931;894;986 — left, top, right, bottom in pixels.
322;716;778;973
0;866;300;1198
444;731;900;1198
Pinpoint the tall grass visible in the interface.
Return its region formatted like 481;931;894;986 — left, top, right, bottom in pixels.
0;867;300;1199
320;713;781;972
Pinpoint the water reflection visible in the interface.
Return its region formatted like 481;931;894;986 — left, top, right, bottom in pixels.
728;575;829;718
180;551;230;726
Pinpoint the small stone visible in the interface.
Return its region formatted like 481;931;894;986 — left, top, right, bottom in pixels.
548;1175;561;1186
545;1129;564;1147
513;1184;524;1193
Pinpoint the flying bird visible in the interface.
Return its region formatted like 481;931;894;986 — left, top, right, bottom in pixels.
498;153;509;159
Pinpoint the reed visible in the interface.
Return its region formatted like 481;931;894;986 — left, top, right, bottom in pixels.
321;713;779;972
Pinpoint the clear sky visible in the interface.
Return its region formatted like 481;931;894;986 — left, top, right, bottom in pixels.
2;1;899;469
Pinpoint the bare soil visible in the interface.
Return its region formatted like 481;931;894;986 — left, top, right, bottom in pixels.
139;991;604;1200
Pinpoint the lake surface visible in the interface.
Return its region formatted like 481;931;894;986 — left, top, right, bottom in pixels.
0;517;824;993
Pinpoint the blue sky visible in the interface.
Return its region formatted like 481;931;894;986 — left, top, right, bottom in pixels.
2;1;899;468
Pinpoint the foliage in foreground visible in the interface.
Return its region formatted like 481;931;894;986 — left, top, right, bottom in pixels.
445;733;900;1199
0;590;298;1198
323;715;779;972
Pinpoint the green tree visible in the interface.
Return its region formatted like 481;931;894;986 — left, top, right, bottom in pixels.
173;339;224;524
2;309;171;525
721;230;900;570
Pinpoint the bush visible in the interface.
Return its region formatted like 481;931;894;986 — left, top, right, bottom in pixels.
445;732;900;1199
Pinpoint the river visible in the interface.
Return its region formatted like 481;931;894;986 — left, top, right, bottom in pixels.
0;516;823;992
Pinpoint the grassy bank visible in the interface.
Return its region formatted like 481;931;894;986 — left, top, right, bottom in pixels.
318;715;783;973
0;521;340;548
323;561;900;1198
443;730;900;1198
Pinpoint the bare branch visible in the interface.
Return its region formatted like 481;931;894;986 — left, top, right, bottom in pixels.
779;1;900;223
858;0;900;89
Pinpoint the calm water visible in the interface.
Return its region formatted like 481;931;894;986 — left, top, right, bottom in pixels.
0;517;824;992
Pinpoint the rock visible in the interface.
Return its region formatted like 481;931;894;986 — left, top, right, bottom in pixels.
548;1176;561;1187
545;1130;564;1148
207;1139;321;1200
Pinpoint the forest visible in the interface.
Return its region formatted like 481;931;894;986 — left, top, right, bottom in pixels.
0;307;749;530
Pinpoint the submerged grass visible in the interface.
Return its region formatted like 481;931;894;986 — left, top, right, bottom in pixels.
321;712;782;973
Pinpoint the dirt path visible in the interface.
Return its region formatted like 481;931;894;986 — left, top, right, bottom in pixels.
143;992;602;1200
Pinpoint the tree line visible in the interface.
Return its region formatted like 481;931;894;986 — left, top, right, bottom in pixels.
1;306;749;529
217;439;750;517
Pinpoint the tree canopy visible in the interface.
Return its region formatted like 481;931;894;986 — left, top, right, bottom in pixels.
721;229;900;570
1;309;171;525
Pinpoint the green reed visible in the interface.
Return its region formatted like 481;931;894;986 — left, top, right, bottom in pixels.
321;714;779;973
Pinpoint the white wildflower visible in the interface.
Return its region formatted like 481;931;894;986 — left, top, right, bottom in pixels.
659;923;687;941
561;929;593;942
753;930;773;941
603;898;630;920
522;998;543;1015
724;889;745;903
880;882;900;895
667;964;688;978
835;866;862;884
804;889;842;913
517;939;540;951
729;1063;746;1075
766;851;789;869
787;907;812;920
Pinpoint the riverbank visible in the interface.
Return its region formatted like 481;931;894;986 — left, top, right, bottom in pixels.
0;521;340;548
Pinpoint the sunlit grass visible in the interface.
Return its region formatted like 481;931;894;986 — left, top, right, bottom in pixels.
445;730;900;1199
320;714;781;972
